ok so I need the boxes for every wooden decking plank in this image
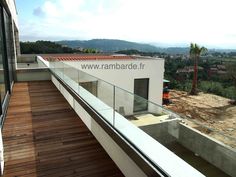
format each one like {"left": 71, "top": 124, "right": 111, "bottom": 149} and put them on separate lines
{"left": 2, "top": 81, "right": 124, "bottom": 177}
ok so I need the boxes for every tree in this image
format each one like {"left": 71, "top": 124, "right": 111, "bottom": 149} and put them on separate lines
{"left": 227, "top": 63, "right": 236, "bottom": 86}
{"left": 189, "top": 43, "right": 207, "bottom": 95}
{"left": 226, "top": 62, "right": 236, "bottom": 104}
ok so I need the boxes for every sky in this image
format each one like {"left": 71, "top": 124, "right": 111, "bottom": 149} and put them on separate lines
{"left": 15, "top": 0, "right": 236, "bottom": 49}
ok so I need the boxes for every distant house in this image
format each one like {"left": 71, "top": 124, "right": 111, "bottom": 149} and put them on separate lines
{"left": 216, "top": 64, "right": 226, "bottom": 70}
{"left": 42, "top": 54, "right": 165, "bottom": 107}
{"left": 176, "top": 66, "right": 203, "bottom": 73}
{"left": 208, "top": 64, "right": 227, "bottom": 76}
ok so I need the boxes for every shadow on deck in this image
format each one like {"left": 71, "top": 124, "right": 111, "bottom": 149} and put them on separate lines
{"left": 2, "top": 81, "right": 124, "bottom": 177}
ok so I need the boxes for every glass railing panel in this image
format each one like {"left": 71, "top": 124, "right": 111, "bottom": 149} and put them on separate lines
{"left": 112, "top": 86, "right": 176, "bottom": 175}
{"left": 78, "top": 69, "right": 115, "bottom": 124}
{"left": 55, "top": 61, "right": 64, "bottom": 79}
{"left": 78, "top": 69, "right": 98, "bottom": 96}
{"left": 96, "top": 80, "right": 114, "bottom": 109}
{"left": 54, "top": 61, "right": 59, "bottom": 76}
{"left": 63, "top": 62, "right": 79, "bottom": 91}
{"left": 49, "top": 61, "right": 56, "bottom": 73}
{"left": 113, "top": 85, "right": 177, "bottom": 123}
{"left": 48, "top": 60, "right": 231, "bottom": 177}
{"left": 114, "top": 86, "right": 135, "bottom": 119}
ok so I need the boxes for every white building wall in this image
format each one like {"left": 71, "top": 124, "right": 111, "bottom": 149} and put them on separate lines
{"left": 64, "top": 59, "right": 164, "bottom": 106}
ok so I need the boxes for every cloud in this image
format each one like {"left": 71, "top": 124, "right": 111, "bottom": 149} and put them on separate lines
{"left": 33, "top": 7, "right": 44, "bottom": 17}
{"left": 19, "top": 0, "right": 236, "bottom": 48}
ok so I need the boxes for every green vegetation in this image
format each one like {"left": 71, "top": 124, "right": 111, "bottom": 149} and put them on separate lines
{"left": 81, "top": 48, "right": 97, "bottom": 53}
{"left": 226, "top": 62, "right": 236, "bottom": 87}
{"left": 20, "top": 41, "right": 75, "bottom": 54}
{"left": 20, "top": 41, "right": 98, "bottom": 54}
{"left": 199, "top": 81, "right": 236, "bottom": 99}
{"left": 165, "top": 57, "right": 236, "bottom": 100}
{"left": 116, "top": 49, "right": 236, "bottom": 100}
{"left": 225, "top": 62, "right": 236, "bottom": 103}
{"left": 169, "top": 79, "right": 235, "bottom": 100}
{"left": 115, "top": 49, "right": 164, "bottom": 56}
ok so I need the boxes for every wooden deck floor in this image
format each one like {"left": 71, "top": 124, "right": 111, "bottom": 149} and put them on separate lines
{"left": 2, "top": 81, "right": 124, "bottom": 177}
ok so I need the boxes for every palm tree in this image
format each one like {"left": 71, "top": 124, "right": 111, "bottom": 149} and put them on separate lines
{"left": 189, "top": 43, "right": 207, "bottom": 95}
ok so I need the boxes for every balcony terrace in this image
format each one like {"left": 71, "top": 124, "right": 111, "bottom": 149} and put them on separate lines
{"left": 3, "top": 81, "right": 124, "bottom": 177}
{"left": 0, "top": 55, "right": 234, "bottom": 177}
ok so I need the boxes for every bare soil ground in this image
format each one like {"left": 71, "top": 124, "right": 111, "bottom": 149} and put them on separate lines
{"left": 165, "top": 90, "right": 236, "bottom": 149}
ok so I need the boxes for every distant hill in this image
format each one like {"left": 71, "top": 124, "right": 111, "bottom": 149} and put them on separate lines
{"left": 21, "top": 39, "right": 236, "bottom": 55}
{"left": 56, "top": 39, "right": 236, "bottom": 54}
{"left": 156, "top": 47, "right": 189, "bottom": 55}
{"left": 56, "top": 39, "right": 160, "bottom": 53}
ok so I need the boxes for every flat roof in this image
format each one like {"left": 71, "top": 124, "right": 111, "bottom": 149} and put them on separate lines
{"left": 43, "top": 55, "right": 135, "bottom": 61}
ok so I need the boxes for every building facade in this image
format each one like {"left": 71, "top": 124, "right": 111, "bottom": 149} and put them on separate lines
{"left": 0, "top": 0, "right": 19, "bottom": 125}
{"left": 0, "top": 0, "right": 19, "bottom": 174}
{"left": 42, "top": 55, "right": 165, "bottom": 105}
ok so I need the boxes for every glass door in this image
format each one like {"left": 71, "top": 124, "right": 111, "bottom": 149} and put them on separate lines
{"left": 133, "top": 78, "right": 149, "bottom": 112}
{"left": 3, "top": 9, "right": 14, "bottom": 90}
{"left": 0, "top": 5, "right": 14, "bottom": 125}
{"left": 0, "top": 6, "right": 7, "bottom": 105}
